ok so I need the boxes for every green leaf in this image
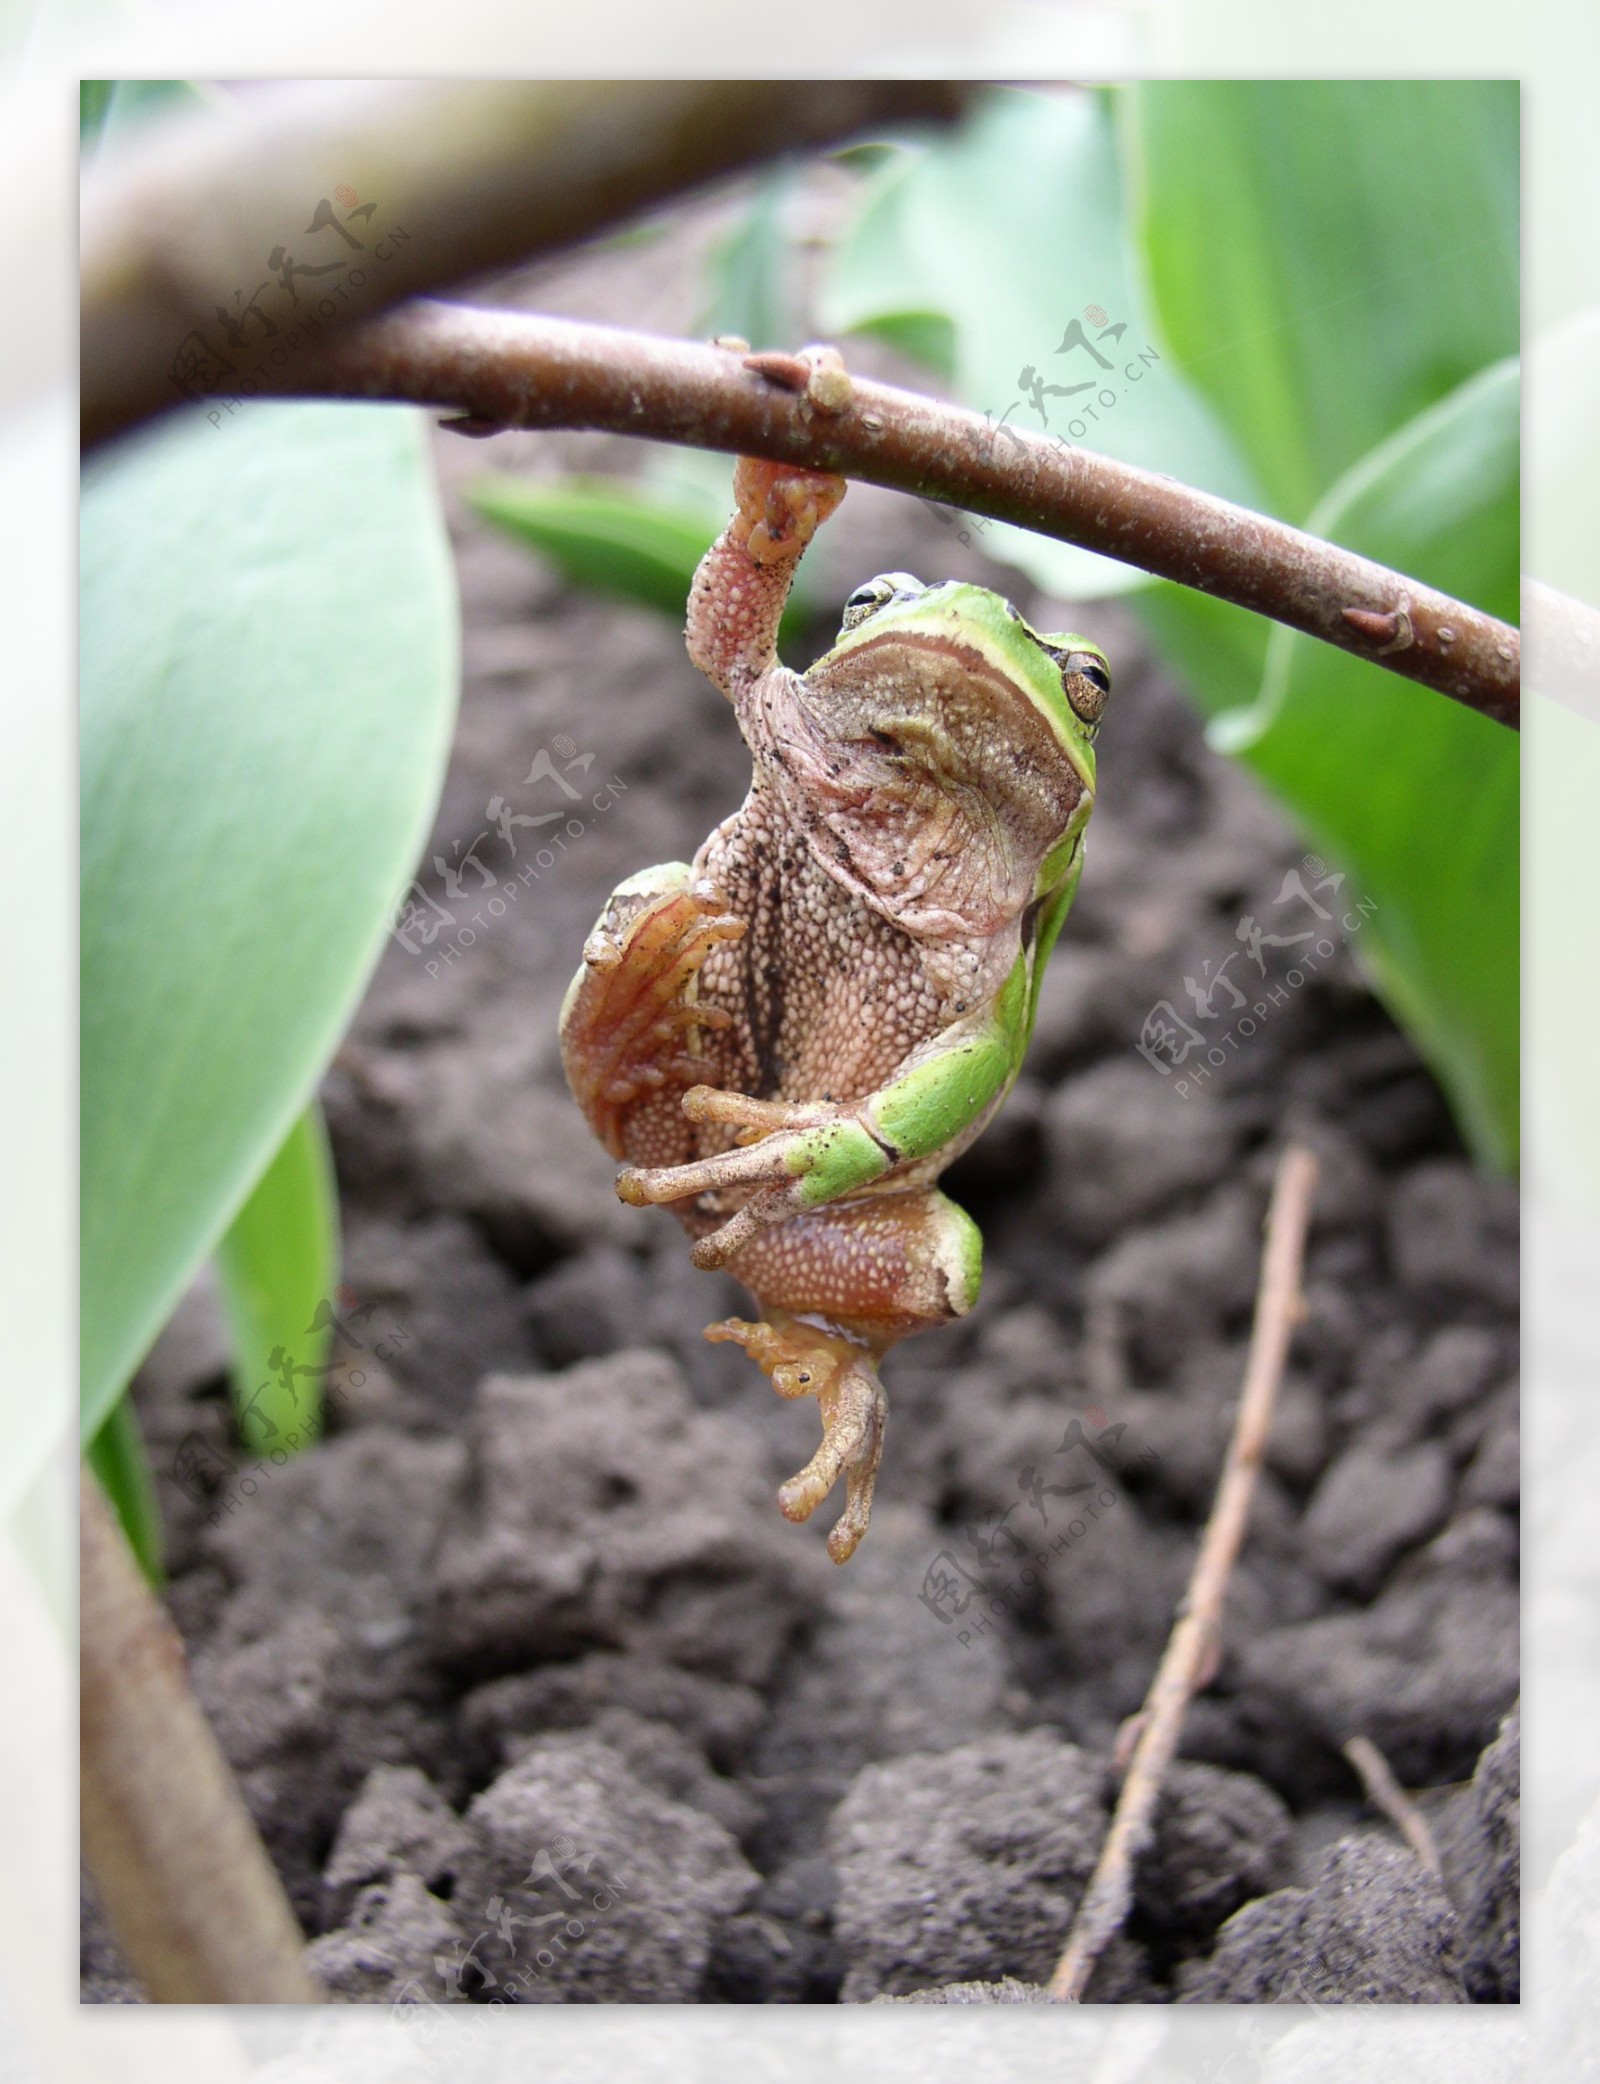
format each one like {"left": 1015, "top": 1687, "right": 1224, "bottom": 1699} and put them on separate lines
{"left": 79, "top": 81, "right": 115, "bottom": 141}
{"left": 701, "top": 166, "right": 798, "bottom": 353}
{"left": 1130, "top": 584, "right": 1272, "bottom": 724}
{"left": 828, "top": 141, "right": 902, "bottom": 176}
{"left": 854, "top": 310, "right": 957, "bottom": 381}
{"left": 214, "top": 1101, "right": 338, "bottom": 1454}
{"left": 86, "top": 1394, "right": 164, "bottom": 1584}
{"left": 466, "top": 472, "right": 816, "bottom": 642}
{"left": 1129, "top": 80, "right": 1519, "bottom": 523}
{"left": 81, "top": 402, "right": 459, "bottom": 1441}
{"left": 467, "top": 474, "right": 721, "bottom": 620}
{"left": 591, "top": 218, "right": 671, "bottom": 256}
{"left": 816, "top": 146, "right": 956, "bottom": 379}
{"left": 820, "top": 86, "right": 1264, "bottom": 598}
{"left": 82, "top": 80, "right": 212, "bottom": 152}
{"left": 1214, "top": 359, "right": 1520, "bottom": 1172}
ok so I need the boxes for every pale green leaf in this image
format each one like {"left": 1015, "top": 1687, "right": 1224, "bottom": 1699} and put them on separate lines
{"left": 701, "top": 165, "right": 798, "bottom": 353}
{"left": 81, "top": 401, "right": 459, "bottom": 1438}
{"left": 820, "top": 86, "right": 1264, "bottom": 598}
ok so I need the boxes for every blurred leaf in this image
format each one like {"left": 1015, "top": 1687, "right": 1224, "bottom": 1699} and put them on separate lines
{"left": 828, "top": 141, "right": 903, "bottom": 175}
{"left": 1130, "top": 584, "right": 1272, "bottom": 723}
{"left": 81, "top": 402, "right": 458, "bottom": 1441}
{"left": 85, "top": 1395, "right": 164, "bottom": 1584}
{"left": 855, "top": 309, "right": 957, "bottom": 381}
{"left": 79, "top": 81, "right": 114, "bottom": 140}
{"left": 821, "top": 86, "right": 1263, "bottom": 598}
{"left": 819, "top": 130, "right": 960, "bottom": 383}
{"left": 1214, "top": 359, "right": 1520, "bottom": 1172}
{"left": 592, "top": 217, "right": 671, "bottom": 255}
{"left": 467, "top": 474, "right": 717, "bottom": 617}
{"left": 466, "top": 472, "right": 815, "bottom": 641}
{"left": 701, "top": 166, "right": 798, "bottom": 352}
{"left": 82, "top": 80, "right": 211, "bottom": 152}
{"left": 1129, "top": 80, "right": 1518, "bottom": 522}
{"left": 214, "top": 1102, "right": 338, "bottom": 1454}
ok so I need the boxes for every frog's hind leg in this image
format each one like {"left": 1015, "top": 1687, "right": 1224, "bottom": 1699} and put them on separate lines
{"left": 706, "top": 1186, "right": 983, "bottom": 1563}
{"left": 705, "top": 1316, "right": 887, "bottom": 1565}
{"left": 560, "top": 867, "right": 745, "bottom": 1161}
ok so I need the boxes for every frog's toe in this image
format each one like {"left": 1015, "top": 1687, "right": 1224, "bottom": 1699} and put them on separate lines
{"left": 688, "top": 1188, "right": 799, "bottom": 1268}
{"left": 776, "top": 1360, "right": 887, "bottom": 1566}
{"left": 711, "top": 1314, "right": 887, "bottom": 1562}
{"left": 680, "top": 1087, "right": 831, "bottom": 1137}
{"left": 615, "top": 1133, "right": 797, "bottom": 1213}
{"left": 825, "top": 1408, "right": 886, "bottom": 1565}
{"left": 733, "top": 455, "right": 848, "bottom": 567}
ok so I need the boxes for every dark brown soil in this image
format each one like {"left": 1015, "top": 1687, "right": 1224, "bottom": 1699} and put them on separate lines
{"left": 82, "top": 188, "right": 1519, "bottom": 2008}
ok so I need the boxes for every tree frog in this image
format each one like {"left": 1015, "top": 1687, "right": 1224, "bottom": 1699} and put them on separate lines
{"left": 561, "top": 444, "right": 1110, "bottom": 1563}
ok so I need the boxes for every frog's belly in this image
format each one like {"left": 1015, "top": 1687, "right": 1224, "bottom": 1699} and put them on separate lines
{"left": 691, "top": 847, "right": 948, "bottom": 1110}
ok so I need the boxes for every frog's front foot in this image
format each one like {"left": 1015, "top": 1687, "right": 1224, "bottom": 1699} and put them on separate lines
{"left": 705, "top": 1316, "right": 887, "bottom": 1563}
{"left": 730, "top": 454, "right": 847, "bottom": 569}
{"left": 615, "top": 1091, "right": 887, "bottom": 1269}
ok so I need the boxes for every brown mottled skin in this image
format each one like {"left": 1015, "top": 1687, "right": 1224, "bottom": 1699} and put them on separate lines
{"left": 562, "top": 395, "right": 1101, "bottom": 1560}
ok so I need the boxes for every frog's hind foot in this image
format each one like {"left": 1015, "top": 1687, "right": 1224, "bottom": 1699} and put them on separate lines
{"left": 705, "top": 1316, "right": 887, "bottom": 1564}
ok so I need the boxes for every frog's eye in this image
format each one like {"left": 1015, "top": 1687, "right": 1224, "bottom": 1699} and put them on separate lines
{"left": 840, "top": 572, "right": 923, "bottom": 632}
{"left": 1061, "top": 650, "right": 1112, "bottom": 728}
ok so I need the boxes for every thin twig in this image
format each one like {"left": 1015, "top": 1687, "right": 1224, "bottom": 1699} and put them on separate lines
{"left": 80, "top": 78, "right": 1519, "bottom": 728}
{"left": 1047, "top": 1144, "right": 1320, "bottom": 2003}
{"left": 271, "top": 304, "right": 1516, "bottom": 729}
{"left": 1343, "top": 1734, "right": 1445, "bottom": 1880}
{"left": 79, "top": 1463, "right": 323, "bottom": 2002}
{"left": 80, "top": 79, "right": 966, "bottom": 450}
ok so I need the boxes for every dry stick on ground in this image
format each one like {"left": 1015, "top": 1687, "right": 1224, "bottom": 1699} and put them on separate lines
{"left": 79, "top": 78, "right": 966, "bottom": 450}
{"left": 79, "top": 1464, "right": 323, "bottom": 2002}
{"left": 1047, "top": 1144, "right": 1320, "bottom": 2004}
{"left": 1343, "top": 1734, "right": 1445, "bottom": 1880}
{"left": 265, "top": 304, "right": 1518, "bottom": 730}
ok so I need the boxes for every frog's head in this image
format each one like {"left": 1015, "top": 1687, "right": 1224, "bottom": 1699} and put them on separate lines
{"left": 751, "top": 571, "right": 1109, "bottom": 941}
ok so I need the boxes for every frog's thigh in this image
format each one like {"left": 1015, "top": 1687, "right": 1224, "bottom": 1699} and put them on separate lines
{"left": 726, "top": 1186, "right": 983, "bottom": 1338}
{"left": 560, "top": 862, "right": 741, "bottom": 1160}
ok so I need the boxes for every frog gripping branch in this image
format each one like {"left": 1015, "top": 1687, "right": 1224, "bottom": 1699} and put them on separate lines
{"left": 561, "top": 369, "right": 1111, "bottom": 1561}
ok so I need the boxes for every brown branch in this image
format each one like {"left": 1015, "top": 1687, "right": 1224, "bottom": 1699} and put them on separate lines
{"left": 81, "top": 79, "right": 1517, "bottom": 727}
{"left": 273, "top": 303, "right": 1516, "bottom": 729}
{"left": 1047, "top": 1145, "right": 1320, "bottom": 2004}
{"left": 1343, "top": 1734, "right": 1445, "bottom": 1880}
{"left": 80, "top": 79, "right": 966, "bottom": 451}
{"left": 79, "top": 1464, "right": 323, "bottom": 2002}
